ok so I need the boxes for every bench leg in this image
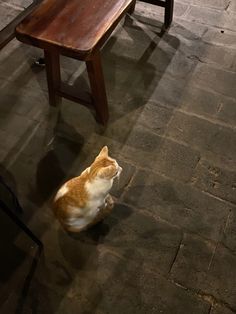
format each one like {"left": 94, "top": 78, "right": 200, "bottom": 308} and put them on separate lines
{"left": 128, "top": 0, "right": 136, "bottom": 14}
{"left": 164, "top": 0, "right": 174, "bottom": 29}
{"left": 44, "top": 49, "right": 61, "bottom": 106}
{"left": 86, "top": 51, "right": 109, "bottom": 125}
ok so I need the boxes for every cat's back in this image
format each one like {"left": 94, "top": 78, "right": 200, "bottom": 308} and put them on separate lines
{"left": 53, "top": 174, "right": 88, "bottom": 213}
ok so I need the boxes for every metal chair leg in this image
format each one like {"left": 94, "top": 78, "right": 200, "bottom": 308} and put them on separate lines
{"left": 0, "top": 202, "right": 43, "bottom": 249}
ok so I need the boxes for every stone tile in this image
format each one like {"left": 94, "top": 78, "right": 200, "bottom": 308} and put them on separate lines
{"left": 104, "top": 23, "right": 158, "bottom": 62}
{"left": 0, "top": 2, "right": 22, "bottom": 30}
{"left": 192, "top": 159, "right": 236, "bottom": 204}
{"left": 1, "top": 282, "right": 87, "bottom": 314}
{"left": 3, "top": 128, "right": 86, "bottom": 205}
{"left": 181, "top": 85, "right": 236, "bottom": 126}
{"left": 0, "top": 221, "right": 206, "bottom": 314}
{"left": 153, "top": 137, "right": 200, "bottom": 182}
{"left": 1, "top": 0, "right": 33, "bottom": 9}
{"left": 167, "top": 112, "right": 215, "bottom": 149}
{"left": 193, "top": 63, "right": 236, "bottom": 99}
{"left": 92, "top": 105, "right": 143, "bottom": 146}
{"left": 186, "top": 6, "right": 224, "bottom": 28}
{"left": 0, "top": 113, "right": 37, "bottom": 138}
{"left": 135, "top": 1, "right": 164, "bottom": 18}
{"left": 225, "top": 11, "right": 236, "bottom": 31}
{"left": 217, "top": 97, "right": 236, "bottom": 125}
{"left": 203, "top": 28, "right": 236, "bottom": 49}
{"left": 179, "top": 0, "right": 230, "bottom": 10}
{"left": 203, "top": 245, "right": 236, "bottom": 309}
{"left": 172, "top": 1, "right": 190, "bottom": 18}
{"left": 123, "top": 169, "right": 231, "bottom": 241}
{"left": 106, "top": 207, "right": 183, "bottom": 275}
{"left": 170, "top": 233, "right": 215, "bottom": 290}
{"left": 120, "top": 125, "right": 162, "bottom": 168}
{"left": 60, "top": 101, "right": 102, "bottom": 141}
{"left": 211, "top": 304, "right": 235, "bottom": 314}
{"left": 0, "top": 118, "right": 51, "bottom": 178}
{"left": 164, "top": 50, "right": 198, "bottom": 80}
{"left": 137, "top": 102, "right": 174, "bottom": 135}
{"left": 201, "top": 131, "right": 236, "bottom": 171}
{"left": 195, "top": 43, "right": 236, "bottom": 71}
{"left": 3, "top": 154, "right": 38, "bottom": 198}
{"left": 31, "top": 204, "right": 183, "bottom": 297}
{"left": 103, "top": 45, "right": 157, "bottom": 111}
{"left": 170, "top": 18, "right": 208, "bottom": 40}
{"left": 167, "top": 111, "right": 236, "bottom": 169}
{"left": 135, "top": 1, "right": 190, "bottom": 19}
{"left": 106, "top": 205, "right": 182, "bottom": 275}
{"left": 33, "top": 135, "right": 85, "bottom": 195}
{"left": 229, "top": 57, "right": 236, "bottom": 72}
{"left": 0, "top": 40, "right": 47, "bottom": 91}
{"left": 221, "top": 209, "right": 236, "bottom": 252}
{"left": 111, "top": 160, "right": 136, "bottom": 198}
{"left": 182, "top": 86, "right": 222, "bottom": 117}
{"left": 120, "top": 125, "right": 200, "bottom": 182}
{"left": 170, "top": 233, "right": 236, "bottom": 310}
{"left": 149, "top": 74, "right": 189, "bottom": 108}
{"left": 0, "top": 129, "right": 20, "bottom": 155}
{"left": 161, "top": 26, "right": 234, "bottom": 72}
{"left": 185, "top": 6, "right": 236, "bottom": 31}
{"left": 69, "top": 252, "right": 210, "bottom": 314}
{"left": 0, "top": 208, "right": 38, "bottom": 309}
{"left": 0, "top": 78, "right": 48, "bottom": 120}
{"left": 92, "top": 265, "right": 211, "bottom": 314}
{"left": 106, "top": 27, "right": 189, "bottom": 82}
{"left": 31, "top": 202, "right": 181, "bottom": 279}
{"left": 0, "top": 149, "right": 8, "bottom": 162}
{"left": 228, "top": 0, "right": 236, "bottom": 12}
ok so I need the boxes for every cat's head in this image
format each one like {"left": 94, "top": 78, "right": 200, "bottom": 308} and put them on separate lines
{"left": 89, "top": 146, "right": 122, "bottom": 180}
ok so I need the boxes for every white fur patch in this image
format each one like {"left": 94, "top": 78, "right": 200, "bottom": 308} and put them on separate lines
{"left": 85, "top": 178, "right": 112, "bottom": 208}
{"left": 86, "top": 177, "right": 113, "bottom": 197}
{"left": 54, "top": 184, "right": 69, "bottom": 202}
{"left": 65, "top": 217, "right": 88, "bottom": 229}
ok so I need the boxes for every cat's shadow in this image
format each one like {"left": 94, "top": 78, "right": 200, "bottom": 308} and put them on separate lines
{"left": 58, "top": 203, "right": 133, "bottom": 270}
{"left": 67, "top": 202, "right": 132, "bottom": 241}
{"left": 67, "top": 221, "right": 111, "bottom": 244}
{"left": 57, "top": 203, "right": 133, "bottom": 313}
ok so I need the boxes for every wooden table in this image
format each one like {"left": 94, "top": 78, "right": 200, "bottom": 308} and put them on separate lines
{"left": 16, "top": 0, "right": 136, "bottom": 124}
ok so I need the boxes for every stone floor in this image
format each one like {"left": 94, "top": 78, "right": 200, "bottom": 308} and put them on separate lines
{"left": 0, "top": 0, "right": 236, "bottom": 313}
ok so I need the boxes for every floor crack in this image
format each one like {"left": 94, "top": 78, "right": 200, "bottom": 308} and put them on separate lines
{"left": 168, "top": 234, "right": 184, "bottom": 275}
{"left": 187, "top": 54, "right": 207, "bottom": 63}
{"left": 225, "top": 1, "right": 231, "bottom": 11}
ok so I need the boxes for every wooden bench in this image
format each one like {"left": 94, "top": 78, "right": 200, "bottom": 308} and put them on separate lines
{"left": 16, "top": 0, "right": 136, "bottom": 124}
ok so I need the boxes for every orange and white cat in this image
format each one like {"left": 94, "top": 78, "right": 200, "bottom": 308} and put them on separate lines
{"left": 53, "top": 146, "right": 122, "bottom": 233}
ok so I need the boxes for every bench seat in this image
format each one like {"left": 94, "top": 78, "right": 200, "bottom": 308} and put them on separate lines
{"left": 16, "top": 0, "right": 136, "bottom": 124}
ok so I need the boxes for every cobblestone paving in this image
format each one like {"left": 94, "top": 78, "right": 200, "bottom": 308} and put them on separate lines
{"left": 0, "top": 0, "right": 236, "bottom": 313}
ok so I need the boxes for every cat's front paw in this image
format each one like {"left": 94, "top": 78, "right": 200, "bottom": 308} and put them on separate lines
{"left": 105, "top": 194, "right": 114, "bottom": 211}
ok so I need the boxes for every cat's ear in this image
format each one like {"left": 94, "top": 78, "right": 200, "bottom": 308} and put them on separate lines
{"left": 97, "top": 165, "right": 116, "bottom": 179}
{"left": 98, "top": 146, "right": 109, "bottom": 158}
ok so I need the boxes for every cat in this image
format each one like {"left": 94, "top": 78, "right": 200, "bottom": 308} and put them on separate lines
{"left": 53, "top": 146, "right": 122, "bottom": 233}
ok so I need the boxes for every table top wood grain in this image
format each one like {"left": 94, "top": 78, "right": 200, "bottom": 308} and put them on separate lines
{"left": 16, "top": 0, "right": 134, "bottom": 56}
